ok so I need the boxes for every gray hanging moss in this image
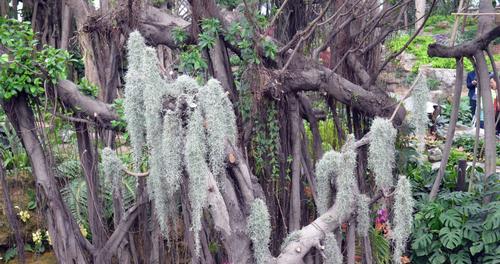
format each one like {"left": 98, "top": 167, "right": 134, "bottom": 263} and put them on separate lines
{"left": 410, "top": 73, "right": 429, "bottom": 153}
{"left": 101, "top": 147, "right": 123, "bottom": 188}
{"left": 355, "top": 194, "right": 370, "bottom": 237}
{"left": 315, "top": 150, "right": 340, "bottom": 215}
{"left": 332, "top": 135, "right": 358, "bottom": 223}
{"left": 280, "top": 230, "right": 302, "bottom": 251}
{"left": 151, "top": 110, "right": 183, "bottom": 235}
{"left": 323, "top": 233, "right": 342, "bottom": 264}
{"left": 368, "top": 117, "right": 396, "bottom": 192}
{"left": 198, "top": 79, "right": 237, "bottom": 180}
{"left": 185, "top": 108, "right": 210, "bottom": 256}
{"left": 124, "top": 31, "right": 147, "bottom": 168}
{"left": 123, "top": 31, "right": 238, "bottom": 254}
{"left": 247, "top": 198, "right": 272, "bottom": 264}
{"left": 392, "top": 176, "right": 415, "bottom": 264}
{"left": 142, "top": 46, "right": 171, "bottom": 235}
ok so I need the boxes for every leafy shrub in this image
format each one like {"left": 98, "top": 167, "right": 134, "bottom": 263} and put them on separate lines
{"left": 0, "top": 18, "right": 72, "bottom": 100}
{"left": 411, "top": 175, "right": 500, "bottom": 264}
{"left": 453, "top": 135, "right": 500, "bottom": 157}
{"left": 440, "top": 97, "right": 472, "bottom": 125}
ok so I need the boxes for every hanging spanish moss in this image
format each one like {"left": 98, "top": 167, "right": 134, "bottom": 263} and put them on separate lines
{"left": 101, "top": 147, "right": 123, "bottom": 189}
{"left": 368, "top": 117, "right": 396, "bottom": 192}
{"left": 315, "top": 150, "right": 340, "bottom": 214}
{"left": 410, "top": 73, "right": 429, "bottom": 153}
{"left": 185, "top": 108, "right": 210, "bottom": 255}
{"left": 332, "top": 135, "right": 358, "bottom": 223}
{"left": 198, "top": 79, "right": 237, "bottom": 181}
{"left": 124, "top": 31, "right": 147, "bottom": 169}
{"left": 355, "top": 194, "right": 370, "bottom": 237}
{"left": 392, "top": 175, "right": 415, "bottom": 264}
{"left": 247, "top": 198, "right": 272, "bottom": 264}
{"left": 123, "top": 31, "right": 238, "bottom": 254}
{"left": 323, "top": 233, "right": 342, "bottom": 264}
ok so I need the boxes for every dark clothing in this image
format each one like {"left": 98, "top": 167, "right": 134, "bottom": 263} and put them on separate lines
{"left": 467, "top": 71, "right": 477, "bottom": 116}
{"left": 470, "top": 97, "right": 477, "bottom": 117}
{"left": 466, "top": 71, "right": 477, "bottom": 99}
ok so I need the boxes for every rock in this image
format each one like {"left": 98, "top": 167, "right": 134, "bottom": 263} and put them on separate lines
{"left": 399, "top": 52, "right": 417, "bottom": 72}
{"left": 429, "top": 90, "right": 447, "bottom": 104}
{"left": 436, "top": 21, "right": 450, "bottom": 29}
{"left": 428, "top": 147, "right": 443, "bottom": 162}
{"left": 424, "top": 68, "right": 458, "bottom": 95}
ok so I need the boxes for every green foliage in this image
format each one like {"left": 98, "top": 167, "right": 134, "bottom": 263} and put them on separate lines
{"left": 179, "top": 46, "right": 208, "bottom": 74}
{"left": 172, "top": 27, "right": 188, "bottom": 44}
{"left": 2, "top": 247, "right": 17, "bottom": 263}
{"left": 247, "top": 198, "right": 271, "bottom": 264}
{"left": 110, "top": 98, "right": 127, "bottom": 132}
{"left": 0, "top": 121, "right": 30, "bottom": 171}
{"left": 262, "top": 39, "right": 277, "bottom": 60}
{"left": 0, "top": 18, "right": 72, "bottom": 100}
{"left": 386, "top": 34, "right": 474, "bottom": 72}
{"left": 59, "top": 158, "right": 136, "bottom": 232}
{"left": 251, "top": 104, "right": 280, "bottom": 179}
{"left": 411, "top": 175, "right": 500, "bottom": 264}
{"left": 78, "top": 77, "right": 99, "bottom": 98}
{"left": 370, "top": 227, "right": 391, "bottom": 264}
{"left": 441, "top": 97, "right": 472, "bottom": 126}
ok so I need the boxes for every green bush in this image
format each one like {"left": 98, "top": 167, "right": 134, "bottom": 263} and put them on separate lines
{"left": 411, "top": 174, "right": 500, "bottom": 264}
{"left": 440, "top": 97, "right": 472, "bottom": 125}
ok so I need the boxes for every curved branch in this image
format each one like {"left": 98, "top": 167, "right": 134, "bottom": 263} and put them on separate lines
{"left": 427, "top": 25, "right": 500, "bottom": 58}
{"left": 56, "top": 80, "right": 118, "bottom": 123}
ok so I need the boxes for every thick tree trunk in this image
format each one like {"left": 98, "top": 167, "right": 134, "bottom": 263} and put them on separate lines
{"left": 2, "top": 95, "right": 90, "bottom": 263}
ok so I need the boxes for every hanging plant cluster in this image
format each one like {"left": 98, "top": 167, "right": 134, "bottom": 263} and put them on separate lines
{"left": 314, "top": 118, "right": 414, "bottom": 264}
{"left": 122, "top": 31, "right": 237, "bottom": 255}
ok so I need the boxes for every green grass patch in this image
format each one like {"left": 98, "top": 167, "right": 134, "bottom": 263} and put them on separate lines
{"left": 386, "top": 34, "right": 474, "bottom": 72}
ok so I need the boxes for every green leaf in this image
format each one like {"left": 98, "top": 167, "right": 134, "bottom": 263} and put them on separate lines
{"left": 429, "top": 251, "right": 446, "bottom": 264}
{"left": 463, "top": 221, "right": 481, "bottom": 241}
{"left": 0, "top": 53, "right": 8, "bottom": 63}
{"left": 412, "top": 232, "right": 433, "bottom": 251}
{"left": 482, "top": 229, "right": 500, "bottom": 244}
{"left": 482, "top": 254, "right": 500, "bottom": 264}
{"left": 439, "top": 227, "right": 463, "bottom": 249}
{"left": 439, "top": 209, "right": 462, "bottom": 228}
{"left": 470, "top": 241, "right": 484, "bottom": 256}
{"left": 483, "top": 211, "right": 500, "bottom": 230}
{"left": 449, "top": 251, "right": 471, "bottom": 264}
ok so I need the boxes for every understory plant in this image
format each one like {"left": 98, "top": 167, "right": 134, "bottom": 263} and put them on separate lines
{"left": 411, "top": 174, "right": 500, "bottom": 264}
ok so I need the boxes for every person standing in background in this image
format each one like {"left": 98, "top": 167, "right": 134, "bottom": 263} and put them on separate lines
{"left": 466, "top": 71, "right": 478, "bottom": 118}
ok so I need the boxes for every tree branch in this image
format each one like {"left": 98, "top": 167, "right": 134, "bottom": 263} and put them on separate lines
{"left": 427, "top": 25, "right": 500, "bottom": 58}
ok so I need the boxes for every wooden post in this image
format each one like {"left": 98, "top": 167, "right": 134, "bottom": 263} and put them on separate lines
{"left": 450, "top": 0, "right": 465, "bottom": 46}
{"left": 456, "top": 159, "right": 467, "bottom": 192}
